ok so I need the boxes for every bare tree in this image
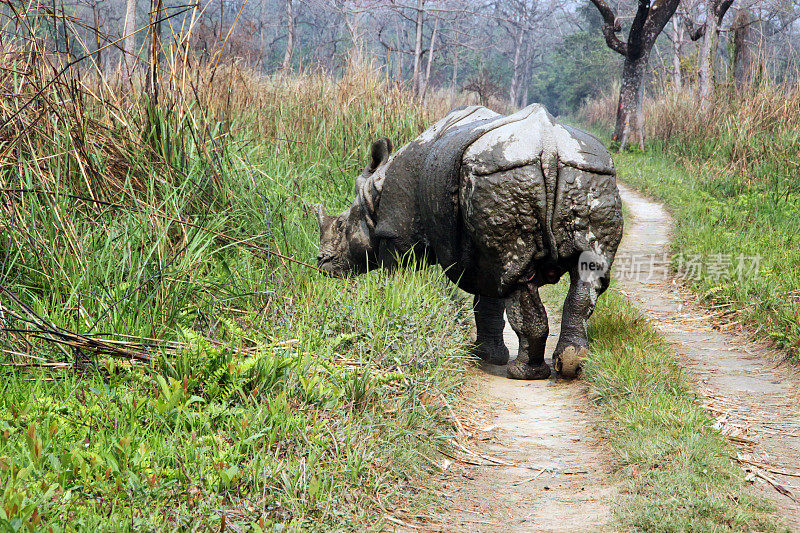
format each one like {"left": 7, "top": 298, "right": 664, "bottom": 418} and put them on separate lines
{"left": 121, "top": 0, "right": 137, "bottom": 74}
{"left": 86, "top": 0, "right": 104, "bottom": 70}
{"left": 282, "top": 0, "right": 295, "bottom": 70}
{"left": 590, "top": 0, "right": 681, "bottom": 150}
{"left": 685, "top": 0, "right": 735, "bottom": 110}
{"left": 498, "top": 0, "right": 542, "bottom": 108}
{"left": 411, "top": 0, "right": 425, "bottom": 95}
{"left": 451, "top": 47, "right": 459, "bottom": 89}
{"left": 670, "top": 15, "right": 684, "bottom": 90}
{"left": 732, "top": 7, "right": 753, "bottom": 90}
{"left": 423, "top": 14, "right": 439, "bottom": 97}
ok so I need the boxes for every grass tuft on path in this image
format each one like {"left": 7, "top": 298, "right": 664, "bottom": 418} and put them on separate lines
{"left": 612, "top": 149, "right": 800, "bottom": 359}
{"left": 583, "top": 287, "right": 778, "bottom": 531}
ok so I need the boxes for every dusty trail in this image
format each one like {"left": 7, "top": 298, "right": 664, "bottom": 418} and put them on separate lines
{"left": 617, "top": 183, "right": 800, "bottom": 531}
{"left": 413, "top": 183, "right": 800, "bottom": 532}
{"left": 421, "top": 319, "right": 617, "bottom": 532}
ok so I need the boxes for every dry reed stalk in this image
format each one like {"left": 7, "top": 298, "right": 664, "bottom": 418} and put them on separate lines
{"left": 1, "top": 5, "right": 462, "bottom": 374}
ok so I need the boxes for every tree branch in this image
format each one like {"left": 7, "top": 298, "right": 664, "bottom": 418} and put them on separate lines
{"left": 627, "top": 0, "right": 653, "bottom": 56}
{"left": 588, "top": 0, "right": 628, "bottom": 56}
{"left": 641, "top": 0, "right": 681, "bottom": 50}
{"left": 683, "top": 15, "right": 705, "bottom": 41}
{"left": 715, "top": 0, "right": 735, "bottom": 20}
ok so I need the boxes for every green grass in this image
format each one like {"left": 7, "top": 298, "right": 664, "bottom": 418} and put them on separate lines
{"left": 586, "top": 289, "right": 777, "bottom": 531}
{"left": 612, "top": 148, "right": 800, "bottom": 358}
{"left": 0, "top": 60, "right": 472, "bottom": 530}
{"left": 566, "top": 116, "right": 792, "bottom": 530}
{"left": 541, "top": 282, "right": 778, "bottom": 531}
{"left": 0, "top": 267, "right": 470, "bottom": 531}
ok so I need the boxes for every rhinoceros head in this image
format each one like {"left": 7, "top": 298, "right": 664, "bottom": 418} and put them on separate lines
{"left": 316, "top": 138, "right": 392, "bottom": 277}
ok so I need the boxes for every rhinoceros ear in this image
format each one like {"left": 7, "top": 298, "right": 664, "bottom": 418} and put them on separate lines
{"left": 367, "top": 137, "right": 392, "bottom": 172}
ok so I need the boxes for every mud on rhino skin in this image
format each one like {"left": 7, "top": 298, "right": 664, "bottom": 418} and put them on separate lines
{"left": 315, "top": 104, "right": 624, "bottom": 379}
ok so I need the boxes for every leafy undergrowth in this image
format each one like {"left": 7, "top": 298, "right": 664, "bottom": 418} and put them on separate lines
{"left": 0, "top": 26, "right": 472, "bottom": 530}
{"left": 582, "top": 288, "right": 778, "bottom": 532}
{"left": 0, "top": 268, "right": 469, "bottom": 531}
{"left": 613, "top": 149, "right": 800, "bottom": 358}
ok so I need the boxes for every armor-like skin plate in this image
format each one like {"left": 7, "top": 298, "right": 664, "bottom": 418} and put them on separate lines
{"left": 316, "top": 104, "right": 623, "bottom": 380}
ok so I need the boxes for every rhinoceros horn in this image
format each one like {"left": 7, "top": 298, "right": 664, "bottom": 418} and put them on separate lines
{"left": 316, "top": 204, "right": 333, "bottom": 230}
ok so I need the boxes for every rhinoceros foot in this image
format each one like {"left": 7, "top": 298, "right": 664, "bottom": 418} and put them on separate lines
{"left": 507, "top": 360, "right": 551, "bottom": 380}
{"left": 472, "top": 339, "right": 510, "bottom": 365}
{"left": 553, "top": 345, "right": 587, "bottom": 379}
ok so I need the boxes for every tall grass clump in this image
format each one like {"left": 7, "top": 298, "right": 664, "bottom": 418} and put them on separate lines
{"left": 580, "top": 78, "right": 800, "bottom": 357}
{"left": 581, "top": 288, "right": 776, "bottom": 531}
{"left": 581, "top": 76, "right": 800, "bottom": 196}
{"left": 0, "top": 8, "right": 470, "bottom": 530}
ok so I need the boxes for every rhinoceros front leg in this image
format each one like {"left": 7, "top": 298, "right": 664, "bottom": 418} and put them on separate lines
{"left": 506, "top": 285, "right": 551, "bottom": 380}
{"left": 553, "top": 266, "right": 609, "bottom": 378}
{"left": 472, "top": 295, "right": 510, "bottom": 365}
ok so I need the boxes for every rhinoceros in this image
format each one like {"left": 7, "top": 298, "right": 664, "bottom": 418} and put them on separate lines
{"left": 316, "top": 104, "right": 623, "bottom": 379}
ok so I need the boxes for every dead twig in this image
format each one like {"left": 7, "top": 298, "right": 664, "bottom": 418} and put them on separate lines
{"left": 736, "top": 458, "right": 800, "bottom": 480}
{"left": 439, "top": 392, "right": 467, "bottom": 435}
{"left": 735, "top": 455, "right": 799, "bottom": 502}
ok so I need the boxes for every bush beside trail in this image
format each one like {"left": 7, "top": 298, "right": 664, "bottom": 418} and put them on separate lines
{"left": 580, "top": 81, "right": 800, "bottom": 359}
{"left": 0, "top": 32, "right": 472, "bottom": 530}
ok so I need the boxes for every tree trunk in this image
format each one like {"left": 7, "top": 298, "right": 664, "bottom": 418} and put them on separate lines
{"left": 281, "top": 0, "right": 294, "bottom": 71}
{"left": 344, "top": 15, "right": 362, "bottom": 48}
{"left": 397, "top": 42, "right": 404, "bottom": 81}
{"left": 614, "top": 54, "right": 648, "bottom": 151}
{"left": 452, "top": 49, "right": 458, "bottom": 90}
{"left": 733, "top": 8, "right": 752, "bottom": 91}
{"left": 398, "top": 51, "right": 404, "bottom": 81}
{"left": 590, "top": 0, "right": 682, "bottom": 151}
{"left": 121, "top": 0, "right": 137, "bottom": 75}
{"left": 698, "top": 1, "right": 719, "bottom": 111}
{"left": 394, "top": 17, "right": 404, "bottom": 82}
{"left": 509, "top": 26, "right": 523, "bottom": 107}
{"left": 422, "top": 16, "right": 438, "bottom": 99}
{"left": 218, "top": 0, "right": 224, "bottom": 46}
{"left": 259, "top": 27, "right": 266, "bottom": 71}
{"left": 671, "top": 16, "right": 683, "bottom": 90}
{"left": 520, "top": 45, "right": 533, "bottom": 108}
{"left": 146, "top": 0, "right": 162, "bottom": 104}
{"left": 91, "top": 2, "right": 102, "bottom": 70}
{"left": 411, "top": 0, "right": 424, "bottom": 96}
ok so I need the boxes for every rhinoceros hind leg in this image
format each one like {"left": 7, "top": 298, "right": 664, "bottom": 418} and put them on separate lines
{"left": 553, "top": 265, "right": 609, "bottom": 379}
{"left": 506, "top": 284, "right": 551, "bottom": 380}
{"left": 472, "top": 295, "right": 510, "bottom": 365}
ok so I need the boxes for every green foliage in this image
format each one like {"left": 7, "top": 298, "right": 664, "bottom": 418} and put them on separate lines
{"left": 0, "top": 64, "right": 470, "bottom": 530}
{"left": 613, "top": 149, "right": 800, "bottom": 358}
{"left": 526, "top": 30, "right": 619, "bottom": 115}
{"left": 0, "top": 265, "right": 469, "bottom": 530}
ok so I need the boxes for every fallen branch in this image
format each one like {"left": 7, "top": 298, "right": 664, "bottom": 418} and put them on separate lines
{"left": 735, "top": 455, "right": 799, "bottom": 502}
{"left": 752, "top": 469, "right": 798, "bottom": 502}
{"left": 735, "top": 457, "right": 800, "bottom": 480}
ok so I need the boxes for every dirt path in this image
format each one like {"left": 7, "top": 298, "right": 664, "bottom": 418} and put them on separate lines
{"left": 411, "top": 183, "right": 800, "bottom": 532}
{"left": 419, "top": 319, "right": 617, "bottom": 532}
{"left": 617, "top": 183, "right": 800, "bottom": 531}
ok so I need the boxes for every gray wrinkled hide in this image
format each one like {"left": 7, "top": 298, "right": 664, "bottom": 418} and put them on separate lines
{"left": 319, "top": 104, "right": 623, "bottom": 379}
{"left": 373, "top": 104, "right": 622, "bottom": 297}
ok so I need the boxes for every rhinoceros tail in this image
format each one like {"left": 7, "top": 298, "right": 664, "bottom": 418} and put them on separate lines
{"left": 540, "top": 145, "right": 560, "bottom": 263}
